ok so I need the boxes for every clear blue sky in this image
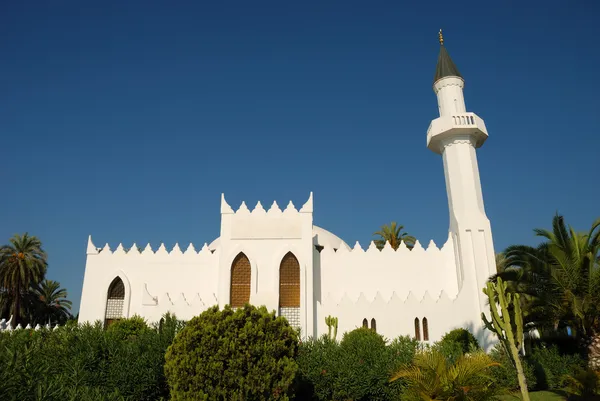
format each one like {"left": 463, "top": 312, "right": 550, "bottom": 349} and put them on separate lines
{"left": 2, "top": 1, "right": 599, "bottom": 314}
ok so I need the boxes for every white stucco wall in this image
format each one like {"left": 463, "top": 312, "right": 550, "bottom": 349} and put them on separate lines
{"left": 78, "top": 62, "right": 499, "bottom": 351}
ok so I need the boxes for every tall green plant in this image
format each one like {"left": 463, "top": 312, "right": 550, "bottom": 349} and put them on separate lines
{"left": 325, "top": 315, "right": 338, "bottom": 341}
{"left": 482, "top": 277, "right": 530, "bottom": 401}
{"left": 0, "top": 233, "right": 47, "bottom": 327}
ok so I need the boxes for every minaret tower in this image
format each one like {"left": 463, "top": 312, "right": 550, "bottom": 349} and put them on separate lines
{"left": 427, "top": 30, "right": 497, "bottom": 319}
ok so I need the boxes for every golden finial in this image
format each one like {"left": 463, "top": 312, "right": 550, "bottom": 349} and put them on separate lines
{"left": 438, "top": 29, "right": 444, "bottom": 45}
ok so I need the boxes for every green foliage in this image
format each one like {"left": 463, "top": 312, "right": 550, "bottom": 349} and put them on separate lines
{"left": 428, "top": 339, "right": 466, "bottom": 365}
{"left": 373, "top": 222, "right": 416, "bottom": 250}
{"left": 496, "top": 214, "right": 600, "bottom": 365}
{"left": 0, "top": 314, "right": 179, "bottom": 401}
{"left": 296, "top": 330, "right": 417, "bottom": 400}
{"left": 489, "top": 344, "right": 538, "bottom": 392}
{"left": 333, "top": 328, "right": 401, "bottom": 401}
{"left": 563, "top": 366, "right": 600, "bottom": 397}
{"left": 295, "top": 335, "right": 339, "bottom": 400}
{"left": 439, "top": 328, "right": 480, "bottom": 354}
{"left": 0, "top": 233, "right": 48, "bottom": 326}
{"left": 107, "top": 315, "right": 150, "bottom": 340}
{"left": 391, "top": 348, "right": 503, "bottom": 401}
{"left": 529, "top": 345, "right": 585, "bottom": 390}
{"left": 164, "top": 304, "right": 299, "bottom": 401}
{"left": 29, "top": 279, "right": 73, "bottom": 325}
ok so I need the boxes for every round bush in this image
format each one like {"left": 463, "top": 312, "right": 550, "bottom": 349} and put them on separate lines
{"left": 106, "top": 315, "right": 149, "bottom": 340}
{"left": 164, "top": 304, "right": 299, "bottom": 401}
{"left": 439, "top": 328, "right": 480, "bottom": 354}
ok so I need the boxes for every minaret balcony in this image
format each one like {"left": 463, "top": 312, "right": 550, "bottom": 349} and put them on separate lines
{"left": 427, "top": 112, "right": 488, "bottom": 154}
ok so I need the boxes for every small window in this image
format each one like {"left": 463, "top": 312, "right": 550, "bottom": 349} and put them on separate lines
{"left": 414, "top": 317, "right": 421, "bottom": 341}
{"left": 370, "top": 318, "right": 377, "bottom": 333}
{"left": 423, "top": 317, "right": 429, "bottom": 341}
{"left": 362, "top": 318, "right": 368, "bottom": 328}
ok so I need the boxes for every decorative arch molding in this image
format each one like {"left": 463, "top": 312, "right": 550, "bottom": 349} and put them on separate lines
{"left": 100, "top": 270, "right": 132, "bottom": 322}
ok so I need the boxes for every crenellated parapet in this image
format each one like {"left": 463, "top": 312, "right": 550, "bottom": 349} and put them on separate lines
{"left": 86, "top": 236, "right": 219, "bottom": 260}
{"left": 318, "top": 233, "right": 459, "bottom": 304}
{"left": 220, "top": 193, "right": 313, "bottom": 240}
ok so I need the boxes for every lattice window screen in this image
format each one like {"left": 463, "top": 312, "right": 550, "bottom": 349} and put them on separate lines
{"left": 230, "top": 253, "right": 251, "bottom": 308}
{"left": 371, "top": 318, "right": 377, "bottom": 333}
{"left": 279, "top": 307, "right": 301, "bottom": 329}
{"left": 105, "top": 278, "right": 125, "bottom": 323}
{"left": 279, "top": 252, "right": 300, "bottom": 308}
{"left": 423, "top": 317, "right": 429, "bottom": 341}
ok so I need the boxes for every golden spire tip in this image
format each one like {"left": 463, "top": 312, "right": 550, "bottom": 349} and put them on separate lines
{"left": 438, "top": 29, "right": 444, "bottom": 46}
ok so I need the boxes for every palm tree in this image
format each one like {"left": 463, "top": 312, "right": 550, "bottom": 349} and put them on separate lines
{"left": 495, "top": 214, "right": 600, "bottom": 368}
{"left": 0, "top": 233, "right": 47, "bottom": 327}
{"left": 31, "top": 279, "right": 72, "bottom": 325}
{"left": 373, "top": 222, "right": 416, "bottom": 250}
{"left": 390, "top": 348, "right": 501, "bottom": 400}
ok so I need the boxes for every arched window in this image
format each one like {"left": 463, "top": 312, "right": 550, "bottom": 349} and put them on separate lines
{"left": 279, "top": 252, "right": 301, "bottom": 328}
{"left": 230, "top": 253, "right": 251, "bottom": 308}
{"left": 414, "top": 317, "right": 421, "bottom": 341}
{"left": 362, "top": 318, "right": 368, "bottom": 328}
{"left": 423, "top": 317, "right": 429, "bottom": 341}
{"left": 371, "top": 318, "right": 377, "bottom": 333}
{"left": 105, "top": 277, "right": 125, "bottom": 327}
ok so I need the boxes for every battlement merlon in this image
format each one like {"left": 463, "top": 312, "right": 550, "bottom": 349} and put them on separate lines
{"left": 85, "top": 236, "right": 217, "bottom": 258}
{"left": 220, "top": 193, "right": 314, "bottom": 241}
{"left": 220, "top": 192, "right": 313, "bottom": 215}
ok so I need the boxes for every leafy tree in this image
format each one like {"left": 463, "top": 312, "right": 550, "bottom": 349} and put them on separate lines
{"left": 30, "top": 279, "right": 72, "bottom": 325}
{"left": 373, "top": 222, "right": 416, "bottom": 250}
{"left": 493, "top": 214, "right": 600, "bottom": 368}
{"left": 164, "top": 304, "right": 299, "bottom": 401}
{"left": 390, "top": 348, "right": 502, "bottom": 401}
{"left": 439, "top": 328, "right": 480, "bottom": 355}
{"left": 0, "top": 233, "right": 47, "bottom": 327}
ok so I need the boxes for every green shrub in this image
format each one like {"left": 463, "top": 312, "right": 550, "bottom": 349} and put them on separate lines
{"left": 489, "top": 343, "right": 537, "bottom": 391}
{"left": 439, "top": 328, "right": 480, "bottom": 354}
{"left": 106, "top": 315, "right": 150, "bottom": 340}
{"left": 392, "top": 348, "right": 503, "bottom": 401}
{"left": 164, "top": 304, "right": 299, "bottom": 401}
{"left": 332, "top": 327, "right": 396, "bottom": 401}
{"left": 429, "top": 339, "right": 465, "bottom": 365}
{"left": 0, "top": 314, "right": 177, "bottom": 401}
{"left": 295, "top": 330, "right": 416, "bottom": 401}
{"left": 295, "top": 335, "right": 339, "bottom": 400}
{"left": 529, "top": 344, "right": 585, "bottom": 390}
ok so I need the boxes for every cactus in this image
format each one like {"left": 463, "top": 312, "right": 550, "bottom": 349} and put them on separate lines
{"left": 482, "top": 278, "right": 530, "bottom": 401}
{"left": 325, "top": 315, "right": 338, "bottom": 341}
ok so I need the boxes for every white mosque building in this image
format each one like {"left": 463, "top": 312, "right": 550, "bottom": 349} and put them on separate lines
{"left": 78, "top": 33, "right": 498, "bottom": 348}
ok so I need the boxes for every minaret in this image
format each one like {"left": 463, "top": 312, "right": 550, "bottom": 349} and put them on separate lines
{"left": 427, "top": 30, "right": 497, "bottom": 320}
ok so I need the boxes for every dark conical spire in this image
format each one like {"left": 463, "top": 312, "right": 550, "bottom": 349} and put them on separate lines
{"left": 433, "top": 29, "right": 462, "bottom": 84}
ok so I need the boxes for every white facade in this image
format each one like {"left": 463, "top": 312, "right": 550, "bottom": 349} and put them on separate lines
{"left": 78, "top": 43, "right": 498, "bottom": 349}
